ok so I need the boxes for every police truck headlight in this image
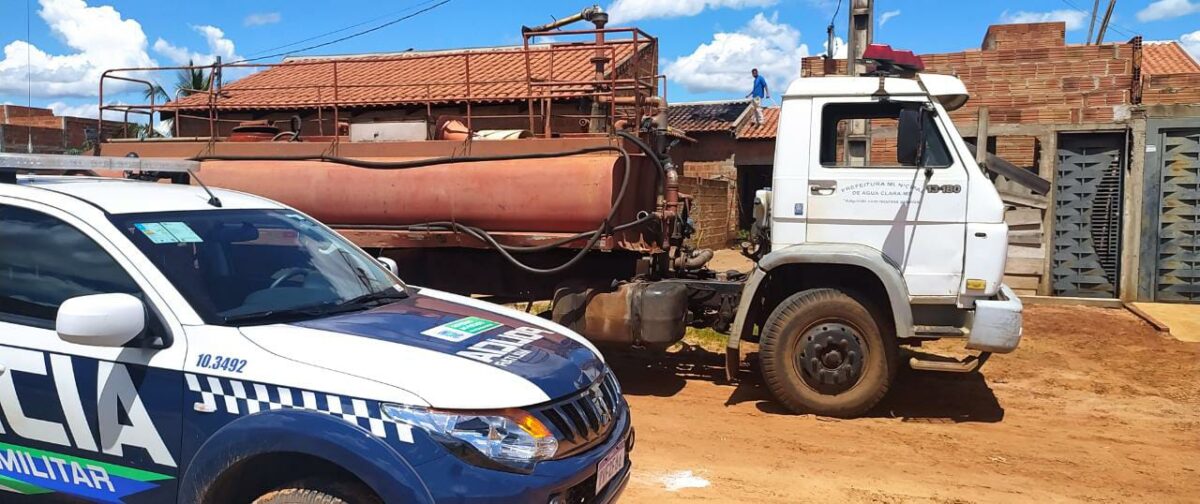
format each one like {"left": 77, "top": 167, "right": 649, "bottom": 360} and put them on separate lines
{"left": 382, "top": 404, "right": 558, "bottom": 472}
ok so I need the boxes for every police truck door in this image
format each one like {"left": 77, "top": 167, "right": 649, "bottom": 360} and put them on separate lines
{"left": 0, "top": 202, "right": 185, "bottom": 502}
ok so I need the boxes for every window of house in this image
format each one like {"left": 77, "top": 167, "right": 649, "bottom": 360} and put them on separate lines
{"left": 0, "top": 205, "right": 141, "bottom": 328}
{"left": 819, "top": 101, "right": 953, "bottom": 168}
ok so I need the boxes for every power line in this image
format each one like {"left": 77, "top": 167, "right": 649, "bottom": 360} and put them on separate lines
{"left": 233, "top": 0, "right": 451, "bottom": 64}
{"left": 1056, "top": 0, "right": 1138, "bottom": 39}
{"left": 243, "top": 0, "right": 446, "bottom": 59}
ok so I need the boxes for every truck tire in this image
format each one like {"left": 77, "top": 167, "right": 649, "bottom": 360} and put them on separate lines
{"left": 759, "top": 288, "right": 897, "bottom": 417}
{"left": 252, "top": 478, "right": 381, "bottom": 504}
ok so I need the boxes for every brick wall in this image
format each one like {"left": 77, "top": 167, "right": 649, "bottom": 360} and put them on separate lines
{"left": 1, "top": 125, "right": 69, "bottom": 153}
{"left": 802, "top": 37, "right": 1136, "bottom": 127}
{"left": 982, "top": 23, "right": 1066, "bottom": 50}
{"left": 1142, "top": 73, "right": 1200, "bottom": 105}
{"left": 0, "top": 105, "right": 54, "bottom": 121}
{"left": 682, "top": 160, "right": 738, "bottom": 239}
{"left": 995, "top": 136, "right": 1039, "bottom": 167}
{"left": 678, "top": 175, "right": 734, "bottom": 249}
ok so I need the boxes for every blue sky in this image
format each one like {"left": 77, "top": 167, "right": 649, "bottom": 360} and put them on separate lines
{"left": 1, "top": 0, "right": 1198, "bottom": 119}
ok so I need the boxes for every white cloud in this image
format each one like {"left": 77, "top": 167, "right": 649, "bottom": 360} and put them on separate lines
{"left": 999, "top": 9, "right": 1088, "bottom": 30}
{"left": 244, "top": 12, "right": 281, "bottom": 27}
{"left": 878, "top": 10, "right": 901, "bottom": 27}
{"left": 607, "top": 0, "right": 777, "bottom": 23}
{"left": 0, "top": 0, "right": 155, "bottom": 98}
{"left": 1138, "top": 0, "right": 1200, "bottom": 22}
{"left": 1182, "top": 30, "right": 1200, "bottom": 59}
{"left": 823, "top": 35, "right": 847, "bottom": 59}
{"left": 664, "top": 12, "right": 808, "bottom": 94}
{"left": 153, "top": 25, "right": 241, "bottom": 66}
{"left": 46, "top": 100, "right": 132, "bottom": 121}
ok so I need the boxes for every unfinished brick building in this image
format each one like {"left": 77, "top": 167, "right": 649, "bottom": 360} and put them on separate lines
{"left": 0, "top": 105, "right": 127, "bottom": 154}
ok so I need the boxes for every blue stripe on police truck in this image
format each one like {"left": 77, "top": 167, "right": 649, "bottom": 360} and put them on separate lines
{"left": 295, "top": 293, "right": 605, "bottom": 399}
{"left": 184, "top": 373, "right": 414, "bottom": 443}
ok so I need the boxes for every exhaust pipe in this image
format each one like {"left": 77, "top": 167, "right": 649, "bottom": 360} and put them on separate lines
{"left": 522, "top": 5, "right": 608, "bottom": 33}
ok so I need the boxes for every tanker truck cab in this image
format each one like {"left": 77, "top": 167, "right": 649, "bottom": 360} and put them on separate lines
{"left": 0, "top": 154, "right": 632, "bottom": 503}
{"left": 731, "top": 72, "right": 1023, "bottom": 417}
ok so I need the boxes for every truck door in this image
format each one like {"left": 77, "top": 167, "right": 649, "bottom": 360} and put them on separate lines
{"left": 804, "top": 98, "right": 969, "bottom": 297}
{"left": 0, "top": 202, "right": 184, "bottom": 502}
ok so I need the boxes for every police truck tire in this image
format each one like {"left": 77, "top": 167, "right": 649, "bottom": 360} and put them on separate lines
{"left": 759, "top": 288, "right": 897, "bottom": 418}
{"left": 252, "top": 479, "right": 380, "bottom": 504}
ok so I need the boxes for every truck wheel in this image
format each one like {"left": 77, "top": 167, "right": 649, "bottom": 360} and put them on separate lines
{"left": 252, "top": 478, "right": 380, "bottom": 504}
{"left": 759, "top": 288, "right": 897, "bottom": 418}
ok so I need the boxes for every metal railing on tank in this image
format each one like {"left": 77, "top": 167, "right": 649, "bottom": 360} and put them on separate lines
{"left": 97, "top": 25, "right": 662, "bottom": 147}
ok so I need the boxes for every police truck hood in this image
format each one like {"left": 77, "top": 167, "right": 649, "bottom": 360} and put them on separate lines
{"left": 237, "top": 288, "right": 607, "bottom": 409}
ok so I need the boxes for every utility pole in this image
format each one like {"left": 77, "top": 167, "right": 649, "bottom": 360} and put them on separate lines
{"left": 845, "top": 0, "right": 873, "bottom": 166}
{"left": 1086, "top": 0, "right": 1101, "bottom": 44}
{"left": 1096, "top": 0, "right": 1117, "bottom": 45}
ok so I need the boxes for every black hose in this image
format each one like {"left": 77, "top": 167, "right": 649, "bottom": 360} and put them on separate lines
{"left": 190, "top": 146, "right": 626, "bottom": 169}
{"left": 338, "top": 212, "right": 656, "bottom": 253}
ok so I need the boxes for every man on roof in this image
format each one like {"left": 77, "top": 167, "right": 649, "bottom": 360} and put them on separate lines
{"left": 746, "top": 68, "right": 769, "bottom": 125}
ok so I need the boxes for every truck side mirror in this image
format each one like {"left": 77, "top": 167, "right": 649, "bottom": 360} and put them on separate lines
{"left": 896, "top": 108, "right": 924, "bottom": 166}
{"left": 56, "top": 293, "right": 146, "bottom": 347}
{"left": 377, "top": 256, "right": 399, "bottom": 275}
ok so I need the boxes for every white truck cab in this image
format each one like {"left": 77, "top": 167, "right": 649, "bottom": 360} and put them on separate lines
{"left": 0, "top": 155, "right": 632, "bottom": 503}
{"left": 772, "top": 74, "right": 1008, "bottom": 302}
{"left": 730, "top": 73, "right": 1023, "bottom": 417}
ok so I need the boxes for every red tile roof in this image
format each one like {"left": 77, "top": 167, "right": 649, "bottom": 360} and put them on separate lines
{"left": 736, "top": 107, "right": 779, "bottom": 139}
{"left": 1142, "top": 41, "right": 1200, "bottom": 75}
{"left": 667, "top": 101, "right": 749, "bottom": 132}
{"left": 169, "top": 42, "right": 646, "bottom": 111}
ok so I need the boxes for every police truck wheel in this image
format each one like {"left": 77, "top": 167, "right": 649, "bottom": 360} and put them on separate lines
{"left": 252, "top": 479, "right": 380, "bottom": 504}
{"left": 759, "top": 288, "right": 897, "bottom": 418}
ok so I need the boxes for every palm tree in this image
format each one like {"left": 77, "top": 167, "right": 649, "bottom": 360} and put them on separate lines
{"left": 145, "top": 59, "right": 213, "bottom": 103}
{"left": 175, "top": 59, "right": 212, "bottom": 98}
{"left": 144, "top": 60, "right": 214, "bottom": 138}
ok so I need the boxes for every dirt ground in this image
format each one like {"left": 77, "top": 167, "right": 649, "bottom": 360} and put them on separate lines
{"left": 607, "top": 305, "right": 1200, "bottom": 503}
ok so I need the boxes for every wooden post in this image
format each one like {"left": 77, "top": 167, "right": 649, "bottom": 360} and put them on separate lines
{"left": 1037, "top": 132, "right": 1058, "bottom": 296}
{"left": 975, "top": 106, "right": 990, "bottom": 167}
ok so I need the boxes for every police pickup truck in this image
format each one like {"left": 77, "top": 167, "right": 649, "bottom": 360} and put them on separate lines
{"left": 0, "top": 153, "right": 631, "bottom": 503}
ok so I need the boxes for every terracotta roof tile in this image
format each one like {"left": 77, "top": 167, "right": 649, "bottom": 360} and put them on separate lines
{"left": 667, "top": 101, "right": 749, "bottom": 132}
{"left": 1142, "top": 42, "right": 1200, "bottom": 75}
{"left": 736, "top": 107, "right": 779, "bottom": 139}
{"left": 169, "top": 42, "right": 645, "bottom": 111}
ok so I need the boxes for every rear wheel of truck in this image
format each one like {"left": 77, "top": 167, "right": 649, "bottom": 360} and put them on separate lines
{"left": 251, "top": 478, "right": 381, "bottom": 504}
{"left": 759, "top": 288, "right": 897, "bottom": 418}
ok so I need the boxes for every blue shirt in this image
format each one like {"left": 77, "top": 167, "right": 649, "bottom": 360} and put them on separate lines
{"left": 751, "top": 75, "right": 768, "bottom": 98}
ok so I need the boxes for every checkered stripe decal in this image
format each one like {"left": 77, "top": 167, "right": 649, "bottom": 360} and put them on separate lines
{"left": 184, "top": 373, "right": 414, "bottom": 443}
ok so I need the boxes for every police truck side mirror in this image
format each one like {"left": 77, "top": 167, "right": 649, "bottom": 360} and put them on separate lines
{"left": 896, "top": 108, "right": 925, "bottom": 166}
{"left": 56, "top": 293, "right": 146, "bottom": 347}
{"left": 377, "top": 256, "right": 399, "bottom": 275}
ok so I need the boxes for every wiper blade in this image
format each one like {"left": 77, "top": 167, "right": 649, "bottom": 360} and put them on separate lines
{"left": 222, "top": 289, "right": 407, "bottom": 325}
{"left": 332, "top": 288, "right": 409, "bottom": 312}
{"left": 222, "top": 306, "right": 329, "bottom": 325}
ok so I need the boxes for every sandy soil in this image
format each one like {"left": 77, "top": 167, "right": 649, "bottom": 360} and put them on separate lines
{"left": 607, "top": 305, "right": 1200, "bottom": 503}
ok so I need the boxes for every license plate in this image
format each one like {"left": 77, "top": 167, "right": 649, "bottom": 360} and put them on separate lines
{"left": 595, "top": 441, "right": 626, "bottom": 494}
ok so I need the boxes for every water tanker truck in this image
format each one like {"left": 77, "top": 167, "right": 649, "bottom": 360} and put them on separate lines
{"left": 96, "top": 10, "right": 1026, "bottom": 417}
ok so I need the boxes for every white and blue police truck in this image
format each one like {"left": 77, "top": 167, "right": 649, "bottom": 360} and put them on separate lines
{"left": 0, "top": 153, "right": 632, "bottom": 503}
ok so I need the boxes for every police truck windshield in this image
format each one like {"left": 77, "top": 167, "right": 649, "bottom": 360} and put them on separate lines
{"left": 110, "top": 209, "right": 405, "bottom": 326}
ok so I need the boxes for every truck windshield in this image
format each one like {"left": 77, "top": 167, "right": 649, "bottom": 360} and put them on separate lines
{"left": 109, "top": 209, "right": 405, "bottom": 326}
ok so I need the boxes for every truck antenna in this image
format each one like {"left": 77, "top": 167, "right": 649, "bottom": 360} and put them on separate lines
{"left": 188, "top": 169, "right": 223, "bottom": 208}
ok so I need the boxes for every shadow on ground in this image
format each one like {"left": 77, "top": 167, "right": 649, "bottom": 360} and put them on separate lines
{"left": 606, "top": 345, "right": 1004, "bottom": 423}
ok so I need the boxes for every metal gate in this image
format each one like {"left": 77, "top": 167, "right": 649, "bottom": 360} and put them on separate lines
{"left": 1152, "top": 129, "right": 1200, "bottom": 302}
{"left": 1052, "top": 134, "right": 1124, "bottom": 298}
